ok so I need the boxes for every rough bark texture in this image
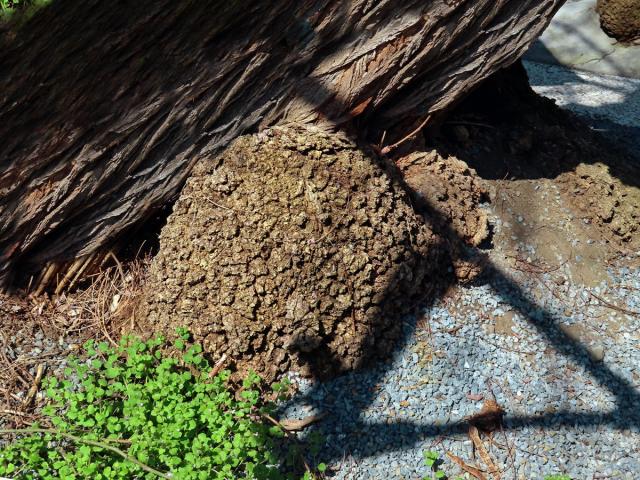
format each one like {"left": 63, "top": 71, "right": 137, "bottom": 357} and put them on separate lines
{"left": 0, "top": 0, "right": 565, "bottom": 289}
{"left": 138, "top": 126, "right": 447, "bottom": 380}
{"left": 597, "top": 0, "right": 640, "bottom": 42}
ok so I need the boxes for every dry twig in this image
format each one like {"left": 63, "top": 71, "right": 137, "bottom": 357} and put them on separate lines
{"left": 263, "top": 414, "right": 314, "bottom": 474}
{"left": 446, "top": 452, "right": 487, "bottom": 480}
{"left": 380, "top": 115, "right": 432, "bottom": 155}
{"left": 23, "top": 363, "right": 45, "bottom": 407}
{"left": 589, "top": 291, "right": 640, "bottom": 317}
{"left": 208, "top": 353, "right": 229, "bottom": 379}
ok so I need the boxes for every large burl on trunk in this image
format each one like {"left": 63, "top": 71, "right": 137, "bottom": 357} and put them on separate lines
{"left": 136, "top": 125, "right": 495, "bottom": 380}
{"left": 0, "top": 0, "right": 564, "bottom": 290}
{"left": 597, "top": 0, "right": 640, "bottom": 42}
{"left": 138, "top": 126, "right": 449, "bottom": 380}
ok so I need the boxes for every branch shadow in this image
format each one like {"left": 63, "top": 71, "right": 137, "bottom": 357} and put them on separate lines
{"left": 277, "top": 148, "right": 640, "bottom": 474}
{"left": 278, "top": 33, "right": 640, "bottom": 480}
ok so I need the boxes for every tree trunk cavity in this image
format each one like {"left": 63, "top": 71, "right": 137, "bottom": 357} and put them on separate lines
{"left": 0, "top": 0, "right": 565, "bottom": 289}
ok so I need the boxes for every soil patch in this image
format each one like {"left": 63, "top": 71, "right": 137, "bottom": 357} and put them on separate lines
{"left": 558, "top": 162, "right": 640, "bottom": 245}
{"left": 429, "top": 62, "right": 640, "bottom": 267}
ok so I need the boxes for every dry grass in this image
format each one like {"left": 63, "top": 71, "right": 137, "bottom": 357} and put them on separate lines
{"left": 0, "top": 257, "right": 150, "bottom": 428}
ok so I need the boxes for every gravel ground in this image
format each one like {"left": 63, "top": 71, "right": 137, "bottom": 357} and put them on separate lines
{"left": 279, "top": 251, "right": 640, "bottom": 479}
{"left": 524, "top": 61, "right": 640, "bottom": 164}
{"left": 277, "top": 62, "right": 640, "bottom": 478}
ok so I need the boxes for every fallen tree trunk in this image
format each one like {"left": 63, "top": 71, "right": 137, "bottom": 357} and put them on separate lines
{"left": 0, "top": 0, "right": 564, "bottom": 290}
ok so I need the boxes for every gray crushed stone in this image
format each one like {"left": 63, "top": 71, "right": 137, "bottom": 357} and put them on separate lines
{"left": 524, "top": 60, "right": 640, "bottom": 164}
{"left": 278, "top": 255, "right": 640, "bottom": 479}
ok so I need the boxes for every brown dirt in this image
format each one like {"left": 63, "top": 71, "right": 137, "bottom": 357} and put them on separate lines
{"left": 559, "top": 162, "right": 640, "bottom": 245}
{"left": 488, "top": 178, "right": 614, "bottom": 287}
{"left": 430, "top": 62, "right": 640, "bottom": 274}
{"left": 137, "top": 126, "right": 451, "bottom": 380}
{"left": 597, "top": 0, "right": 640, "bottom": 42}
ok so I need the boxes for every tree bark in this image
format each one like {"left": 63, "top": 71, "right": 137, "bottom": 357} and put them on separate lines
{"left": 0, "top": 0, "right": 565, "bottom": 289}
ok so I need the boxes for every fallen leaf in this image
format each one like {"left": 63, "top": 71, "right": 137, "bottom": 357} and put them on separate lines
{"left": 468, "top": 399, "right": 505, "bottom": 432}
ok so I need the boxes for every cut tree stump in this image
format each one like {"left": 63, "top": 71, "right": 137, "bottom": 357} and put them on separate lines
{"left": 0, "top": 0, "right": 565, "bottom": 290}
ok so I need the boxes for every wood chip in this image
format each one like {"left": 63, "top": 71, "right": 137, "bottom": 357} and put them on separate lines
{"left": 23, "top": 363, "right": 45, "bottom": 407}
{"left": 446, "top": 452, "right": 487, "bottom": 480}
{"left": 466, "top": 393, "right": 484, "bottom": 401}
{"left": 469, "top": 425, "right": 501, "bottom": 479}
{"left": 208, "top": 353, "right": 228, "bottom": 378}
{"left": 277, "top": 413, "right": 327, "bottom": 431}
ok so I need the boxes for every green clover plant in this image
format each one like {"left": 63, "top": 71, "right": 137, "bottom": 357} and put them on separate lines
{"left": 0, "top": 330, "right": 290, "bottom": 479}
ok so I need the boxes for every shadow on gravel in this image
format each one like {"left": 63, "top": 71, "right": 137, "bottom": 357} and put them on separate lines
{"left": 282, "top": 64, "right": 640, "bottom": 474}
{"left": 525, "top": 42, "right": 640, "bottom": 167}
{"left": 281, "top": 171, "right": 640, "bottom": 470}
